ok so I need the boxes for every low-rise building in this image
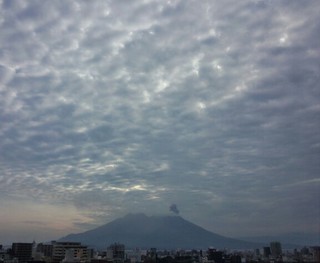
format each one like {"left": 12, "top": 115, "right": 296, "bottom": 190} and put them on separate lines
{"left": 51, "top": 242, "right": 89, "bottom": 263}
{"left": 12, "top": 243, "right": 33, "bottom": 263}
{"left": 106, "top": 244, "right": 125, "bottom": 263}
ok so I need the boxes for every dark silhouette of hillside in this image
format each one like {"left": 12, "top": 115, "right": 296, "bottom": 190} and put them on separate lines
{"left": 59, "top": 213, "right": 258, "bottom": 249}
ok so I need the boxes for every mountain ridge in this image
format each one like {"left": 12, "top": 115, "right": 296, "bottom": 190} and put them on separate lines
{"left": 59, "top": 213, "right": 260, "bottom": 249}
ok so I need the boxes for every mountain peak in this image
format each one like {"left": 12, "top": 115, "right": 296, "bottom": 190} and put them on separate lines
{"left": 59, "top": 214, "right": 258, "bottom": 249}
{"left": 123, "top": 212, "right": 148, "bottom": 219}
{"left": 123, "top": 213, "right": 181, "bottom": 219}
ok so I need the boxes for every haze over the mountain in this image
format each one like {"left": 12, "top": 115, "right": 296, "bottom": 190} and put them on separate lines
{"left": 59, "top": 213, "right": 259, "bottom": 249}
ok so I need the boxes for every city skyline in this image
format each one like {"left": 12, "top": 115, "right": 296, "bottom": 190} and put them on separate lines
{"left": 0, "top": 0, "right": 319, "bottom": 244}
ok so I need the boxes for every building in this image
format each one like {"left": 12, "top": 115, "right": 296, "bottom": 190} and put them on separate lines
{"left": 126, "top": 248, "right": 141, "bottom": 263}
{"left": 106, "top": 243, "right": 125, "bottom": 263}
{"left": 51, "top": 242, "right": 89, "bottom": 263}
{"left": 11, "top": 243, "right": 33, "bottom": 263}
{"left": 262, "top": 247, "right": 271, "bottom": 258}
{"left": 36, "top": 243, "right": 53, "bottom": 259}
{"left": 61, "top": 249, "right": 81, "bottom": 263}
{"left": 270, "top": 241, "right": 282, "bottom": 258}
{"left": 311, "top": 246, "right": 320, "bottom": 262}
{"left": 206, "top": 248, "right": 223, "bottom": 263}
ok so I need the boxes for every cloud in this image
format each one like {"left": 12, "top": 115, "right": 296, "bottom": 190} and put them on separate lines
{"left": 0, "top": 0, "right": 319, "bottom": 242}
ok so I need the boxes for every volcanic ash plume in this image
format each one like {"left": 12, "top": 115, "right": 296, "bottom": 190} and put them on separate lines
{"left": 169, "top": 204, "right": 179, "bottom": 214}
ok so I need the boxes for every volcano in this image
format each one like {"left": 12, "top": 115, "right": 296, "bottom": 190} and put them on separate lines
{"left": 59, "top": 213, "right": 259, "bottom": 249}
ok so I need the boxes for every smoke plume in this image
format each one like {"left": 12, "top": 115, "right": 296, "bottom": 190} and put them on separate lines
{"left": 169, "top": 204, "right": 179, "bottom": 214}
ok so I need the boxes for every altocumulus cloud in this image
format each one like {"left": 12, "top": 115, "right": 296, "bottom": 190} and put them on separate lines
{"left": 0, "top": 0, "right": 319, "bottom": 243}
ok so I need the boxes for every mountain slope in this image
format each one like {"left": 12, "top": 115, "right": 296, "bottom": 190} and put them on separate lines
{"left": 59, "top": 213, "right": 259, "bottom": 249}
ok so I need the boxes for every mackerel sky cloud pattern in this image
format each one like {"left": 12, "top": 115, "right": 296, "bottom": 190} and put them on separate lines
{"left": 0, "top": 0, "right": 319, "bottom": 243}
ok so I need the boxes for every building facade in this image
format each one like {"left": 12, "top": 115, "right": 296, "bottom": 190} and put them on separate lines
{"left": 51, "top": 242, "right": 89, "bottom": 263}
{"left": 11, "top": 243, "right": 33, "bottom": 263}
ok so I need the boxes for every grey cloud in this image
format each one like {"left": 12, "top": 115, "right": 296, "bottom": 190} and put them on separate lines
{"left": 0, "top": 0, "right": 319, "bottom": 241}
{"left": 22, "top": 220, "right": 48, "bottom": 226}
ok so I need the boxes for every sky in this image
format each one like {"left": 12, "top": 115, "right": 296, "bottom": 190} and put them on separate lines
{"left": 0, "top": 0, "right": 319, "bottom": 245}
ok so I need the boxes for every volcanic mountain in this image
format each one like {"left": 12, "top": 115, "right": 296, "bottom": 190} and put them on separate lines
{"left": 59, "top": 213, "right": 259, "bottom": 249}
